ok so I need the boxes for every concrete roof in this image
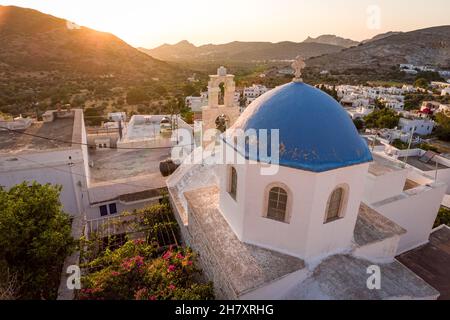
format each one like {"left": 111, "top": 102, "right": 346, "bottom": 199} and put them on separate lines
{"left": 354, "top": 203, "right": 406, "bottom": 246}
{"left": 0, "top": 110, "right": 81, "bottom": 154}
{"left": 369, "top": 154, "right": 404, "bottom": 176}
{"left": 88, "top": 148, "right": 170, "bottom": 184}
{"left": 397, "top": 226, "right": 450, "bottom": 300}
{"left": 284, "top": 254, "right": 439, "bottom": 300}
{"left": 184, "top": 186, "right": 305, "bottom": 297}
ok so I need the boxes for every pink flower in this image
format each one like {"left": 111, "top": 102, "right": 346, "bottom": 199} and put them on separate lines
{"left": 134, "top": 239, "right": 145, "bottom": 245}
{"left": 168, "top": 284, "right": 176, "bottom": 290}
{"left": 111, "top": 271, "right": 120, "bottom": 276}
{"left": 162, "top": 250, "right": 172, "bottom": 260}
{"left": 167, "top": 264, "right": 176, "bottom": 273}
{"left": 149, "top": 295, "right": 157, "bottom": 301}
{"left": 176, "top": 253, "right": 184, "bottom": 260}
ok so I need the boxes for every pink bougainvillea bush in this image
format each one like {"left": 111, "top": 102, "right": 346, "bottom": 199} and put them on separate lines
{"left": 79, "top": 240, "right": 214, "bottom": 300}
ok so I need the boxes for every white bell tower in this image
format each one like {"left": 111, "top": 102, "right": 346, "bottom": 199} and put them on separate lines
{"left": 200, "top": 67, "right": 241, "bottom": 147}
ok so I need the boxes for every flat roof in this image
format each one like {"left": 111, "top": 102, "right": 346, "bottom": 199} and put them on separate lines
{"left": 397, "top": 226, "right": 450, "bottom": 300}
{"left": 284, "top": 254, "right": 438, "bottom": 300}
{"left": 184, "top": 186, "right": 305, "bottom": 297}
{"left": 88, "top": 148, "right": 170, "bottom": 184}
{"left": 0, "top": 113, "right": 76, "bottom": 154}
{"left": 369, "top": 154, "right": 404, "bottom": 176}
{"left": 398, "top": 156, "right": 449, "bottom": 171}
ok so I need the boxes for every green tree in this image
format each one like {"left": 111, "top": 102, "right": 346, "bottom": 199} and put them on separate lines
{"left": 126, "top": 87, "right": 149, "bottom": 105}
{"left": 434, "top": 112, "right": 450, "bottom": 141}
{"left": 434, "top": 207, "right": 450, "bottom": 228}
{"left": 364, "top": 108, "right": 400, "bottom": 129}
{"left": 0, "top": 182, "right": 75, "bottom": 299}
{"left": 414, "top": 78, "right": 430, "bottom": 90}
{"left": 353, "top": 118, "right": 364, "bottom": 131}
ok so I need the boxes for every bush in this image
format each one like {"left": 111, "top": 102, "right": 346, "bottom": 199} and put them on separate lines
{"left": 392, "top": 139, "right": 409, "bottom": 150}
{"left": 0, "top": 182, "right": 75, "bottom": 299}
{"left": 434, "top": 207, "right": 450, "bottom": 228}
{"left": 434, "top": 112, "right": 450, "bottom": 141}
{"left": 353, "top": 118, "right": 364, "bottom": 131}
{"left": 364, "top": 108, "right": 400, "bottom": 129}
{"left": 79, "top": 241, "right": 214, "bottom": 300}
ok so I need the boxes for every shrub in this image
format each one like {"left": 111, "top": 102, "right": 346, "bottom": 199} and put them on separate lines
{"left": 434, "top": 207, "right": 450, "bottom": 228}
{"left": 0, "top": 182, "right": 75, "bottom": 299}
{"left": 79, "top": 241, "right": 214, "bottom": 300}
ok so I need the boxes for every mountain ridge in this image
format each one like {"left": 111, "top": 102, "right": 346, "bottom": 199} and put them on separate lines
{"left": 140, "top": 40, "right": 345, "bottom": 62}
{"left": 306, "top": 25, "right": 450, "bottom": 72}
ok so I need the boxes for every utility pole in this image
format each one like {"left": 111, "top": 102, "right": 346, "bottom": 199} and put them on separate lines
{"left": 404, "top": 126, "right": 416, "bottom": 166}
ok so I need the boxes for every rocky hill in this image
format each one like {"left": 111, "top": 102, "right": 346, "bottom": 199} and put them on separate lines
{"left": 303, "top": 34, "right": 358, "bottom": 48}
{"left": 307, "top": 26, "right": 450, "bottom": 73}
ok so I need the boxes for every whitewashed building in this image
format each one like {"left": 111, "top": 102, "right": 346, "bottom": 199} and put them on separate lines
{"left": 243, "top": 84, "right": 269, "bottom": 105}
{"left": 0, "top": 109, "right": 89, "bottom": 217}
{"left": 167, "top": 63, "right": 446, "bottom": 300}
{"left": 398, "top": 117, "right": 435, "bottom": 136}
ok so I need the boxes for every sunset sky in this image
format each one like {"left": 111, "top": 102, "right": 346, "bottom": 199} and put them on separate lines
{"left": 1, "top": 0, "right": 449, "bottom": 48}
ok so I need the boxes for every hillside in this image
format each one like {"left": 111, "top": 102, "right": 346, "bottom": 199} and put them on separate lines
{"left": 307, "top": 26, "right": 450, "bottom": 73}
{"left": 303, "top": 34, "right": 358, "bottom": 48}
{"left": 0, "top": 5, "right": 175, "bottom": 76}
{"left": 362, "top": 31, "right": 403, "bottom": 44}
{"left": 140, "top": 40, "right": 345, "bottom": 62}
{"left": 0, "top": 5, "right": 190, "bottom": 118}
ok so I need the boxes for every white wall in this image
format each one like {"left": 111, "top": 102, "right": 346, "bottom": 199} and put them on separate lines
{"left": 364, "top": 168, "right": 409, "bottom": 204}
{"left": 0, "top": 148, "right": 88, "bottom": 216}
{"left": 86, "top": 198, "right": 161, "bottom": 221}
{"left": 219, "top": 142, "right": 370, "bottom": 262}
{"left": 353, "top": 235, "right": 400, "bottom": 263}
{"left": 372, "top": 182, "right": 446, "bottom": 254}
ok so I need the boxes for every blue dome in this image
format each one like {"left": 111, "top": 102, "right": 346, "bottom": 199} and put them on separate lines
{"left": 227, "top": 82, "right": 372, "bottom": 172}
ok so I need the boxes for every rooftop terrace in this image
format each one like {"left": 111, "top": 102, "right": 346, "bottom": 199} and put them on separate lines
{"left": 0, "top": 114, "right": 75, "bottom": 154}
{"left": 369, "top": 153, "right": 404, "bottom": 176}
{"left": 398, "top": 156, "right": 449, "bottom": 171}
{"left": 184, "top": 186, "right": 305, "bottom": 297}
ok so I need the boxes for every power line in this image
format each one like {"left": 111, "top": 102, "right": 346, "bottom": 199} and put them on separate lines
{"left": 0, "top": 126, "right": 194, "bottom": 151}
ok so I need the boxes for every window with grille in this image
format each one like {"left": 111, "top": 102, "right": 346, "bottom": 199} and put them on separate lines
{"left": 267, "top": 187, "right": 288, "bottom": 222}
{"left": 325, "top": 188, "right": 344, "bottom": 223}
{"left": 229, "top": 167, "right": 237, "bottom": 200}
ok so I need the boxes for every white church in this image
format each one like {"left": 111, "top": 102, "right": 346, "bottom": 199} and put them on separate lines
{"left": 167, "top": 61, "right": 448, "bottom": 300}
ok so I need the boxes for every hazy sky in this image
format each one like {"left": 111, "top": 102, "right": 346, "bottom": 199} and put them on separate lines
{"left": 1, "top": 0, "right": 449, "bottom": 48}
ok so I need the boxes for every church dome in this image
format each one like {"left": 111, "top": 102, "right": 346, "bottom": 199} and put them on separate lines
{"left": 227, "top": 81, "right": 373, "bottom": 172}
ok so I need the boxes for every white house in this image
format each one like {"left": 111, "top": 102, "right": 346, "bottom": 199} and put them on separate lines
{"left": 398, "top": 117, "right": 435, "bottom": 136}
{"left": 185, "top": 92, "right": 208, "bottom": 113}
{"left": 0, "top": 109, "right": 89, "bottom": 217}
{"left": 243, "top": 84, "right": 269, "bottom": 105}
{"left": 108, "top": 112, "right": 127, "bottom": 122}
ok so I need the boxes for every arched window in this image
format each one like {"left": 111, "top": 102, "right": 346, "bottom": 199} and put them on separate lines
{"left": 325, "top": 187, "right": 345, "bottom": 223}
{"left": 267, "top": 187, "right": 288, "bottom": 222}
{"left": 229, "top": 167, "right": 237, "bottom": 200}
